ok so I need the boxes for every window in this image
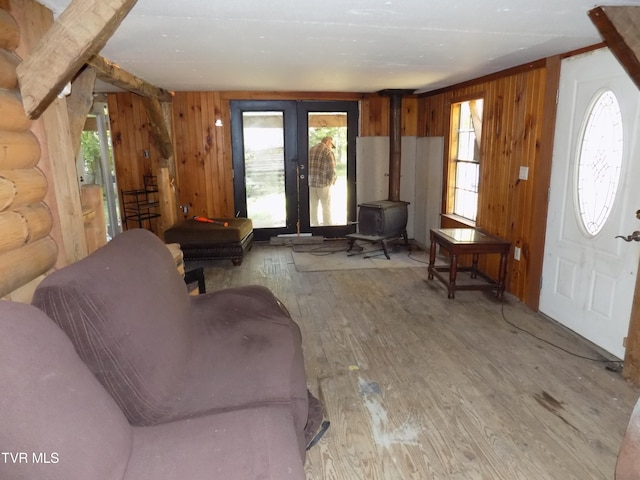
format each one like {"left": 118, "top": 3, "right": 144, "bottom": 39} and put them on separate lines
{"left": 576, "top": 90, "right": 623, "bottom": 236}
{"left": 449, "top": 99, "right": 483, "bottom": 222}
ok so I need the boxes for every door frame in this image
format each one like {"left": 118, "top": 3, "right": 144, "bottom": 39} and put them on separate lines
{"left": 296, "top": 101, "right": 359, "bottom": 238}
{"left": 230, "top": 100, "right": 298, "bottom": 241}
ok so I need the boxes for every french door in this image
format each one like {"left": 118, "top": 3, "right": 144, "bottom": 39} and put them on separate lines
{"left": 230, "top": 100, "right": 358, "bottom": 240}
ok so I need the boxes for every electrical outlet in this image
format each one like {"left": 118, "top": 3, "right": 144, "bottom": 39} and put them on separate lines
{"left": 514, "top": 246, "right": 521, "bottom": 261}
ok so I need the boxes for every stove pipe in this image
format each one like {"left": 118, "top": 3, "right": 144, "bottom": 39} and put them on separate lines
{"left": 379, "top": 89, "right": 414, "bottom": 202}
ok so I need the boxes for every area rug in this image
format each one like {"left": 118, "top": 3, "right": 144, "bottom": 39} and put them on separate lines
{"left": 291, "top": 240, "right": 430, "bottom": 272}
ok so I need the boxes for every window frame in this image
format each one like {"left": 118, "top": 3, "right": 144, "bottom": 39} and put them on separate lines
{"left": 446, "top": 96, "right": 484, "bottom": 224}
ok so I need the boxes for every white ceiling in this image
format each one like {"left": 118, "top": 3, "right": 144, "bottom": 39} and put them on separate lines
{"left": 39, "top": 0, "right": 640, "bottom": 94}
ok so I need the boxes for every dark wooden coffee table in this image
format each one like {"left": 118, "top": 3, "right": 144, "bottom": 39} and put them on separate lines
{"left": 428, "top": 228, "right": 510, "bottom": 299}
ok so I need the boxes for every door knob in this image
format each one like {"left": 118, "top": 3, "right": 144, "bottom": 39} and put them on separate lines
{"left": 616, "top": 231, "right": 640, "bottom": 242}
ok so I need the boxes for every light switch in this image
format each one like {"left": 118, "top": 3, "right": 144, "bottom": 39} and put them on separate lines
{"left": 519, "top": 166, "right": 529, "bottom": 180}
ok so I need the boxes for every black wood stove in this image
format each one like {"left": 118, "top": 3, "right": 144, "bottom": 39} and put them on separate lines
{"left": 357, "top": 200, "right": 409, "bottom": 237}
{"left": 346, "top": 90, "right": 412, "bottom": 259}
{"left": 346, "top": 200, "right": 409, "bottom": 258}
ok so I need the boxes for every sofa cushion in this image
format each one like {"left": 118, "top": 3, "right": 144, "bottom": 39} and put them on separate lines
{"left": 32, "top": 228, "right": 193, "bottom": 425}
{"left": 125, "top": 405, "right": 305, "bottom": 480}
{"left": 0, "top": 301, "right": 132, "bottom": 480}
{"left": 186, "top": 286, "right": 309, "bottom": 455}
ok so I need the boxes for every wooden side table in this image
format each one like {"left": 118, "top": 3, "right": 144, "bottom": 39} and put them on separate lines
{"left": 428, "top": 228, "right": 510, "bottom": 299}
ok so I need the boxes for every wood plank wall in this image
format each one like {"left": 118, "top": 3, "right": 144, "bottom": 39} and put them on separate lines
{"left": 360, "top": 94, "right": 418, "bottom": 136}
{"left": 107, "top": 69, "right": 555, "bottom": 309}
{"left": 107, "top": 91, "right": 414, "bottom": 222}
{"left": 418, "top": 60, "right": 560, "bottom": 309}
{"left": 107, "top": 93, "right": 162, "bottom": 234}
{"left": 172, "top": 91, "right": 232, "bottom": 218}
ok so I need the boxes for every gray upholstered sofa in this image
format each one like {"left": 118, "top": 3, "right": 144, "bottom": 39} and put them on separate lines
{"left": 0, "top": 228, "right": 315, "bottom": 479}
{"left": 0, "top": 301, "right": 305, "bottom": 480}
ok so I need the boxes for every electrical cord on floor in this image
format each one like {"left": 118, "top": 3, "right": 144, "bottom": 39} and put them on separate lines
{"left": 499, "top": 299, "right": 623, "bottom": 366}
{"left": 294, "top": 240, "right": 430, "bottom": 263}
{"left": 292, "top": 242, "right": 349, "bottom": 256}
{"left": 293, "top": 240, "right": 385, "bottom": 258}
{"left": 408, "top": 250, "right": 429, "bottom": 264}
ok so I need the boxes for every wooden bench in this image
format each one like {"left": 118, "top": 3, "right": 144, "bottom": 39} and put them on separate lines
{"left": 164, "top": 218, "right": 254, "bottom": 266}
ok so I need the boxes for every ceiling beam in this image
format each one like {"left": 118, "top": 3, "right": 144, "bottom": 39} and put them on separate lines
{"left": 16, "top": 0, "right": 139, "bottom": 119}
{"left": 87, "top": 55, "right": 173, "bottom": 102}
{"left": 589, "top": 6, "right": 640, "bottom": 90}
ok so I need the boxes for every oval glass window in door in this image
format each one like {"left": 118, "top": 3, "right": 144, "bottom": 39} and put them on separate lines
{"left": 576, "top": 90, "right": 623, "bottom": 236}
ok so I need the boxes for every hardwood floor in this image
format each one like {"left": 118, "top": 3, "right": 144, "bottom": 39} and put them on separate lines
{"left": 200, "top": 242, "right": 639, "bottom": 480}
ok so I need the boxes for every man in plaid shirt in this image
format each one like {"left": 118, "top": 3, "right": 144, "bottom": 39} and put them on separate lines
{"left": 308, "top": 136, "right": 337, "bottom": 226}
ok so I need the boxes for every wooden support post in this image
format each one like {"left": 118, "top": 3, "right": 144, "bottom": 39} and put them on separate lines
{"left": 40, "top": 97, "right": 88, "bottom": 263}
{"left": 141, "top": 96, "right": 174, "bottom": 160}
{"left": 139, "top": 95, "right": 178, "bottom": 234}
{"left": 67, "top": 66, "right": 97, "bottom": 158}
{"left": 81, "top": 184, "right": 106, "bottom": 254}
{"left": 157, "top": 167, "right": 178, "bottom": 237}
{"left": 161, "top": 101, "right": 176, "bottom": 178}
{"left": 16, "top": 0, "right": 139, "bottom": 119}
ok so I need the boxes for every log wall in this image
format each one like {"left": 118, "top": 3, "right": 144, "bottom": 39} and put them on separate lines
{"left": 0, "top": 4, "right": 56, "bottom": 300}
{"left": 419, "top": 59, "right": 560, "bottom": 308}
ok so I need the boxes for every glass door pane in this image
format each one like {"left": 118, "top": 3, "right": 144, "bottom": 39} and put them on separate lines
{"left": 298, "top": 101, "right": 358, "bottom": 237}
{"left": 242, "top": 111, "right": 286, "bottom": 228}
{"left": 307, "top": 112, "right": 348, "bottom": 226}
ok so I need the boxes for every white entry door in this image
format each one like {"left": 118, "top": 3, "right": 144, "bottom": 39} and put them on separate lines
{"left": 540, "top": 48, "right": 640, "bottom": 360}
